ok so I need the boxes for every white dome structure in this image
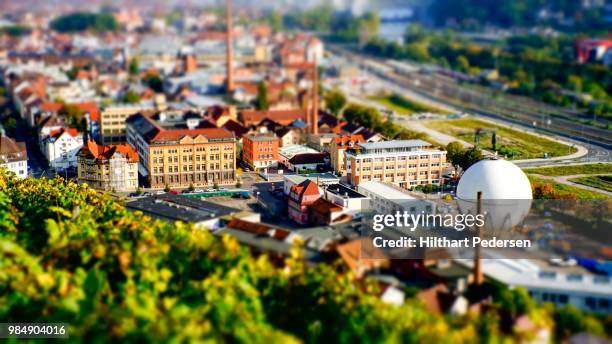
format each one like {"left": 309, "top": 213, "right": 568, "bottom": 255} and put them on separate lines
{"left": 456, "top": 158, "right": 532, "bottom": 232}
{"left": 457, "top": 158, "right": 532, "bottom": 200}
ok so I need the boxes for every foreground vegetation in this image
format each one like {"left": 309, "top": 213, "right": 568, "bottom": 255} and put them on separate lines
{"left": 569, "top": 176, "right": 612, "bottom": 193}
{"left": 0, "top": 173, "right": 484, "bottom": 342}
{"left": 1, "top": 173, "right": 610, "bottom": 341}
{"left": 524, "top": 163, "right": 612, "bottom": 177}
{"left": 426, "top": 118, "right": 576, "bottom": 159}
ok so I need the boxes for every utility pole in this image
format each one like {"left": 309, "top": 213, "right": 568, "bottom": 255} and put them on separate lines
{"left": 473, "top": 191, "right": 484, "bottom": 286}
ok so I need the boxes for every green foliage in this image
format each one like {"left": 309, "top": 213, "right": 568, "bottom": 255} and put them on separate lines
{"left": 65, "top": 66, "right": 79, "bottom": 81}
{"left": 58, "top": 104, "right": 85, "bottom": 129}
{"left": 323, "top": 88, "right": 347, "bottom": 117}
{"left": 412, "top": 184, "right": 441, "bottom": 193}
{"left": 128, "top": 58, "right": 139, "bottom": 77}
{"left": 143, "top": 74, "right": 163, "bottom": 93}
{"left": 445, "top": 141, "right": 465, "bottom": 168}
{"left": 529, "top": 176, "right": 610, "bottom": 200}
{"left": 123, "top": 90, "right": 141, "bottom": 104}
{"left": 359, "top": 27, "right": 612, "bottom": 115}
{"left": 444, "top": 141, "right": 483, "bottom": 171}
{"left": 0, "top": 25, "right": 31, "bottom": 37}
{"left": 553, "top": 305, "right": 606, "bottom": 340}
{"left": 283, "top": 7, "right": 379, "bottom": 44}
{"left": 428, "top": 118, "right": 576, "bottom": 159}
{"left": 51, "top": 12, "right": 119, "bottom": 33}
{"left": 263, "top": 11, "right": 283, "bottom": 32}
{"left": 569, "top": 176, "right": 612, "bottom": 193}
{"left": 524, "top": 163, "right": 612, "bottom": 177}
{"left": 1, "top": 117, "right": 17, "bottom": 136}
{"left": 256, "top": 81, "right": 269, "bottom": 110}
{"left": 282, "top": 4, "right": 334, "bottom": 32}
{"left": 0, "top": 172, "right": 493, "bottom": 342}
{"left": 429, "top": 0, "right": 609, "bottom": 31}
{"left": 495, "top": 288, "right": 535, "bottom": 319}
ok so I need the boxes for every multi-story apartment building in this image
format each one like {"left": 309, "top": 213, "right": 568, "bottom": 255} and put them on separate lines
{"left": 100, "top": 104, "right": 152, "bottom": 144}
{"left": 41, "top": 127, "right": 82, "bottom": 169}
{"left": 77, "top": 140, "right": 139, "bottom": 192}
{"left": 330, "top": 134, "right": 364, "bottom": 176}
{"left": 126, "top": 112, "right": 236, "bottom": 189}
{"left": 345, "top": 140, "right": 447, "bottom": 189}
{"left": 0, "top": 135, "right": 28, "bottom": 178}
{"left": 242, "top": 133, "right": 279, "bottom": 170}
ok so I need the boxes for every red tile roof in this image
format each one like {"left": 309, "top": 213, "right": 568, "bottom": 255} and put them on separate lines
{"left": 240, "top": 109, "right": 307, "bottom": 126}
{"left": 309, "top": 198, "right": 343, "bottom": 214}
{"left": 49, "top": 127, "right": 79, "bottom": 139}
{"left": 80, "top": 140, "right": 138, "bottom": 163}
{"left": 334, "top": 134, "right": 365, "bottom": 148}
{"left": 77, "top": 101, "right": 100, "bottom": 122}
{"left": 290, "top": 179, "right": 321, "bottom": 206}
{"left": 0, "top": 136, "right": 27, "bottom": 161}
{"left": 151, "top": 127, "right": 234, "bottom": 143}
{"left": 336, "top": 239, "right": 389, "bottom": 277}
{"left": 41, "top": 102, "right": 63, "bottom": 113}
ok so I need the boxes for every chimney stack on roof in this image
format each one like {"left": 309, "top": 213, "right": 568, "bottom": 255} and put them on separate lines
{"left": 311, "top": 59, "right": 319, "bottom": 135}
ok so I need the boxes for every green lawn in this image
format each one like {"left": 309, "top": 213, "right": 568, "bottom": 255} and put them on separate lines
{"left": 529, "top": 176, "right": 611, "bottom": 200}
{"left": 569, "top": 175, "right": 612, "bottom": 193}
{"left": 426, "top": 118, "right": 577, "bottom": 160}
{"left": 369, "top": 94, "right": 448, "bottom": 115}
{"left": 524, "top": 163, "right": 612, "bottom": 176}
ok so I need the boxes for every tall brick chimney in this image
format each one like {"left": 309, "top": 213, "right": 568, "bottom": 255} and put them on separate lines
{"left": 225, "top": 0, "right": 234, "bottom": 93}
{"left": 311, "top": 60, "right": 319, "bottom": 135}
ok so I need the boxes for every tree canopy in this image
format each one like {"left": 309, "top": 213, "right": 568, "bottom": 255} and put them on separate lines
{"left": 50, "top": 12, "right": 119, "bottom": 33}
{"left": 256, "top": 81, "right": 269, "bottom": 110}
{"left": 324, "top": 89, "right": 347, "bottom": 117}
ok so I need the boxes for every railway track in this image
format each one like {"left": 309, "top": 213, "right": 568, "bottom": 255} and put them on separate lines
{"left": 329, "top": 46, "right": 612, "bottom": 149}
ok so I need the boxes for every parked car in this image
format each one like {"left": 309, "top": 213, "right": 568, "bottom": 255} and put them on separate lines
{"left": 155, "top": 190, "right": 166, "bottom": 195}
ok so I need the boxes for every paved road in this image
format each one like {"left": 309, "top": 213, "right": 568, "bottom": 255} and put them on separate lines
{"left": 1, "top": 100, "right": 54, "bottom": 178}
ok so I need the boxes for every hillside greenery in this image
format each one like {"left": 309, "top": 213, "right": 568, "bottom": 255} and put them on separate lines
{"left": 50, "top": 12, "right": 119, "bottom": 33}
{"left": 429, "top": 0, "right": 610, "bottom": 32}
{"left": 0, "top": 172, "right": 485, "bottom": 342}
{"left": 0, "top": 172, "right": 609, "bottom": 341}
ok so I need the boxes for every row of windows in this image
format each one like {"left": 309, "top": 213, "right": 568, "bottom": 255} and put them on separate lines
{"left": 152, "top": 163, "right": 233, "bottom": 173}
{"left": 152, "top": 171, "right": 235, "bottom": 185}
{"left": 151, "top": 154, "right": 234, "bottom": 164}
{"left": 357, "top": 154, "right": 443, "bottom": 163}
